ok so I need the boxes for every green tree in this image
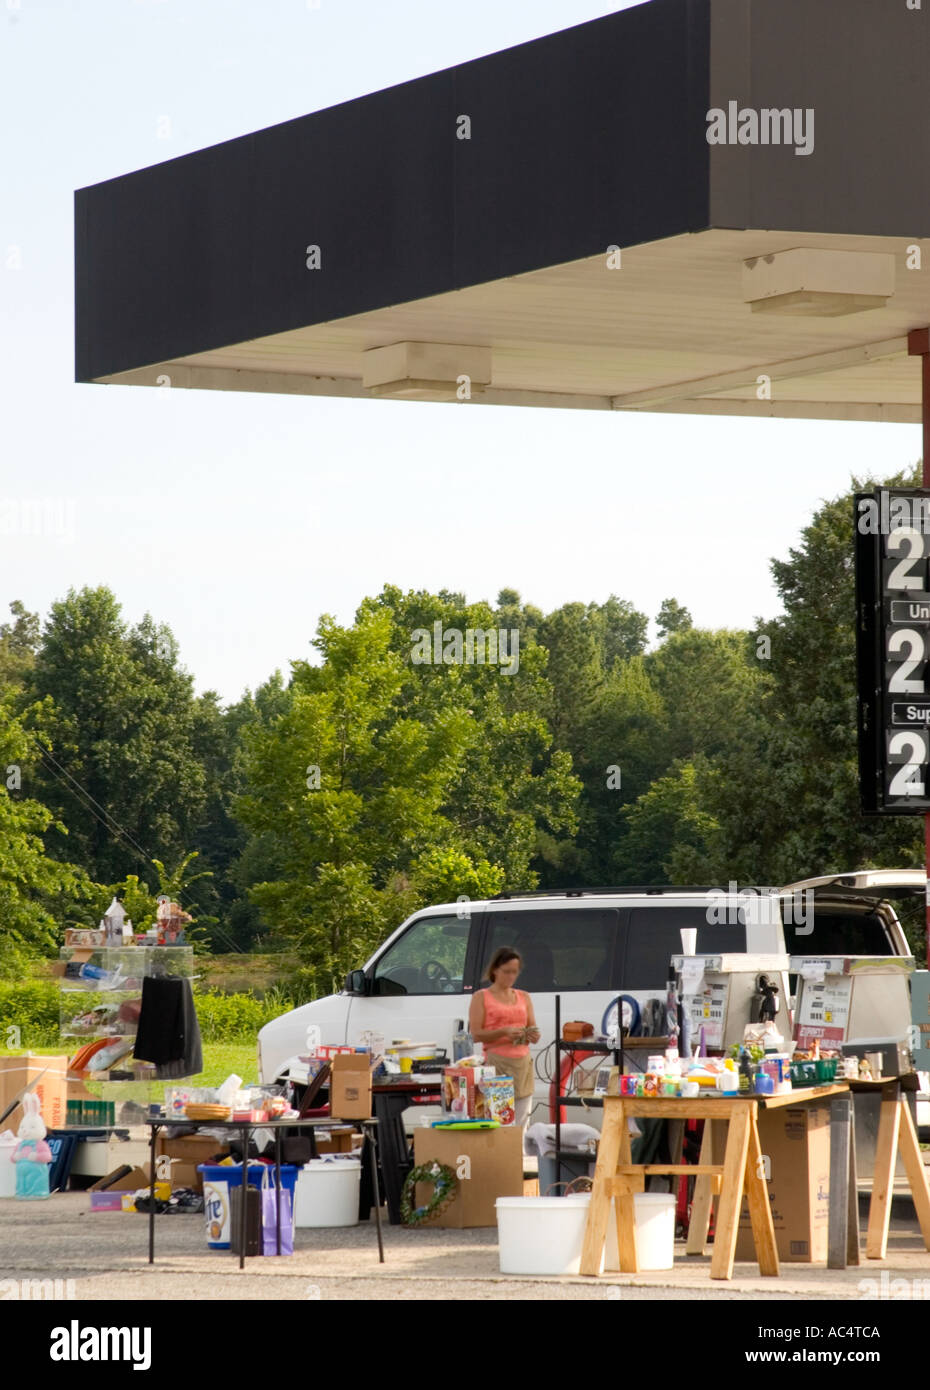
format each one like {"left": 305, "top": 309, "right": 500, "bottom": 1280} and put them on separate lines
{"left": 197, "top": 671, "right": 294, "bottom": 952}
{"left": 0, "top": 601, "right": 39, "bottom": 691}
{"left": 0, "top": 694, "right": 93, "bottom": 977}
{"left": 25, "top": 587, "right": 207, "bottom": 884}
{"left": 621, "top": 757, "right": 721, "bottom": 884}
{"left": 656, "top": 598, "right": 693, "bottom": 639}
{"left": 237, "top": 600, "right": 578, "bottom": 992}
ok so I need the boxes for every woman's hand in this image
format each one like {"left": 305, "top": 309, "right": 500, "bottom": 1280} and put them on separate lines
{"left": 504, "top": 1027, "right": 525, "bottom": 1042}
{"left": 526, "top": 1026, "right": 541, "bottom": 1044}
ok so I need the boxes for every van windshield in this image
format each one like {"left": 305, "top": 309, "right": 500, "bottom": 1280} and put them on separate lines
{"left": 372, "top": 915, "right": 469, "bottom": 995}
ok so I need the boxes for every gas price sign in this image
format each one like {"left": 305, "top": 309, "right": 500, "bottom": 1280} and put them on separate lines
{"left": 856, "top": 487, "right": 930, "bottom": 812}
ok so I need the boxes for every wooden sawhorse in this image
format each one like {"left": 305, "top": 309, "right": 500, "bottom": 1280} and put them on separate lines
{"left": 860, "top": 1078, "right": 930, "bottom": 1260}
{"left": 579, "top": 1095, "right": 779, "bottom": 1280}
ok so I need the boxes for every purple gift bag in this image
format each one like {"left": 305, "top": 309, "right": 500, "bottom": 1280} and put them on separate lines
{"left": 261, "top": 1169, "right": 294, "bottom": 1256}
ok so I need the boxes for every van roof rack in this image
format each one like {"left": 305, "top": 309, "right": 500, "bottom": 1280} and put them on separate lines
{"left": 488, "top": 885, "right": 758, "bottom": 900}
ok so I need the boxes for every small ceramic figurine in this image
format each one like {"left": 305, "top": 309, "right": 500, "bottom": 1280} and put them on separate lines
{"left": 13, "top": 1094, "right": 52, "bottom": 1200}
{"left": 858, "top": 1056, "right": 874, "bottom": 1081}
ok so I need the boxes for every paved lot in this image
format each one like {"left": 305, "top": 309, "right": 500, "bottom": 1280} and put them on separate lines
{"left": 3, "top": 1192, "right": 930, "bottom": 1300}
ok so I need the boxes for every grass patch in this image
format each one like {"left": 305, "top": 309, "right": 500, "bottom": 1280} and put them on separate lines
{"left": 0, "top": 1041, "right": 260, "bottom": 1105}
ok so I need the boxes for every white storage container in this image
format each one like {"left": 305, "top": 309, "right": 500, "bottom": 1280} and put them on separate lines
{"left": 294, "top": 1158, "right": 361, "bottom": 1227}
{"left": 497, "top": 1192, "right": 676, "bottom": 1275}
{"left": 0, "top": 1131, "right": 17, "bottom": 1199}
{"left": 496, "top": 1196, "right": 591, "bottom": 1275}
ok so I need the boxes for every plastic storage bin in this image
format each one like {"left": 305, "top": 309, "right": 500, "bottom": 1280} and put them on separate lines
{"left": 789, "top": 1058, "right": 839, "bottom": 1087}
{"left": 496, "top": 1196, "right": 591, "bottom": 1274}
{"left": 563, "top": 1192, "right": 675, "bottom": 1271}
{"left": 537, "top": 1151, "right": 596, "bottom": 1195}
{"left": 0, "top": 1131, "right": 17, "bottom": 1199}
{"left": 198, "top": 1163, "right": 297, "bottom": 1249}
{"left": 294, "top": 1158, "right": 361, "bottom": 1227}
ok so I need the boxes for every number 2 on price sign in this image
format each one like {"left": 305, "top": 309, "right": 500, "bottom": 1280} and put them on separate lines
{"left": 888, "top": 730, "right": 929, "bottom": 797}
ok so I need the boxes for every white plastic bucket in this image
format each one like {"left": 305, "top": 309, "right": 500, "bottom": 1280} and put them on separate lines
{"left": 563, "top": 1194, "right": 618, "bottom": 1271}
{"left": 631, "top": 1193, "right": 676, "bottom": 1270}
{"left": 496, "top": 1196, "right": 591, "bottom": 1275}
{"left": 0, "top": 1132, "right": 17, "bottom": 1199}
{"left": 553, "top": 1192, "right": 676, "bottom": 1272}
{"left": 295, "top": 1159, "right": 361, "bottom": 1228}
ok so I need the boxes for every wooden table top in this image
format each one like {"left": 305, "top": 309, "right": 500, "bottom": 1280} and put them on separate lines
{"left": 600, "top": 1082, "right": 850, "bottom": 1119}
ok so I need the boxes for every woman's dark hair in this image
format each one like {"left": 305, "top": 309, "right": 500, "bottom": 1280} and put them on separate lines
{"left": 487, "top": 946, "right": 522, "bottom": 983}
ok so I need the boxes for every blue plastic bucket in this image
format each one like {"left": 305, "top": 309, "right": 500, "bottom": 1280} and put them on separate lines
{"left": 198, "top": 1164, "right": 298, "bottom": 1249}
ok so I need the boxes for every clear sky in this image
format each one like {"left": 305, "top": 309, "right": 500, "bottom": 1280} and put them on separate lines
{"left": 0, "top": 0, "right": 920, "bottom": 701}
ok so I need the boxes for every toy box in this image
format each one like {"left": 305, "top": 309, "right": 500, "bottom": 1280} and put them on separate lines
{"left": 64, "top": 929, "right": 106, "bottom": 948}
{"left": 442, "top": 1065, "right": 496, "bottom": 1118}
{"left": 479, "top": 1074, "right": 515, "bottom": 1125}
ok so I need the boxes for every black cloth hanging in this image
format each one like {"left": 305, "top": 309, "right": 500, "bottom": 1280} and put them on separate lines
{"left": 133, "top": 976, "right": 203, "bottom": 1080}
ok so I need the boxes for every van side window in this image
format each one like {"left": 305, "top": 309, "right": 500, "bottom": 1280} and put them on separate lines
{"left": 372, "top": 916, "right": 469, "bottom": 996}
{"left": 621, "top": 907, "right": 748, "bottom": 989}
{"left": 482, "top": 909, "right": 618, "bottom": 991}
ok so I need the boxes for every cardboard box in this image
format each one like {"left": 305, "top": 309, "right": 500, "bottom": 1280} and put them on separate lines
{"left": 736, "top": 1102, "right": 831, "bottom": 1262}
{"left": 154, "top": 1133, "right": 229, "bottom": 1190}
{"left": 164, "top": 1160, "right": 202, "bottom": 1191}
{"left": 442, "top": 1065, "right": 497, "bottom": 1118}
{"left": 154, "top": 1133, "right": 230, "bottom": 1164}
{"left": 330, "top": 1052, "right": 373, "bottom": 1119}
{"left": 89, "top": 1165, "right": 152, "bottom": 1193}
{"left": 89, "top": 1166, "right": 151, "bottom": 1210}
{"left": 413, "top": 1125, "right": 524, "bottom": 1227}
{"left": 315, "top": 1127, "right": 355, "bottom": 1155}
{"left": 0, "top": 1054, "right": 68, "bottom": 1133}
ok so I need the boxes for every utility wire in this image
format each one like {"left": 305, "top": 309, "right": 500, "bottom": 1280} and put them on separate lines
{"left": 27, "top": 732, "right": 243, "bottom": 954}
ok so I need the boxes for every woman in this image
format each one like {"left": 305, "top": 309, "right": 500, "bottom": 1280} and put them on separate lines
{"left": 469, "top": 946, "right": 540, "bottom": 1130}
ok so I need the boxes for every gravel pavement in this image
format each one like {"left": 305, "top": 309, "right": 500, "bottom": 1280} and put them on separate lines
{"left": 3, "top": 1192, "right": 930, "bottom": 1301}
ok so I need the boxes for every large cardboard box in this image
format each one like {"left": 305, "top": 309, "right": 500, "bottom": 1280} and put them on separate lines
{"left": 155, "top": 1133, "right": 229, "bottom": 1192}
{"left": 413, "top": 1125, "right": 524, "bottom": 1228}
{"left": 735, "top": 1102, "right": 831, "bottom": 1262}
{"left": 0, "top": 1054, "right": 68, "bottom": 1133}
{"left": 330, "top": 1053, "right": 373, "bottom": 1119}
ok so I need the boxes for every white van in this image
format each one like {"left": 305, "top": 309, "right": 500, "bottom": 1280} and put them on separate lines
{"left": 259, "top": 876, "right": 916, "bottom": 1080}
{"left": 257, "top": 873, "right": 920, "bottom": 1128}
{"left": 257, "top": 886, "right": 790, "bottom": 1105}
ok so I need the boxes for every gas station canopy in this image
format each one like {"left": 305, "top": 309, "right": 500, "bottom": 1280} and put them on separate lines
{"left": 75, "top": 0, "right": 930, "bottom": 421}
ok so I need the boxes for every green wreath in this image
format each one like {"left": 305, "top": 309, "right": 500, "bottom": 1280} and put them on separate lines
{"left": 400, "top": 1161, "right": 458, "bottom": 1226}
